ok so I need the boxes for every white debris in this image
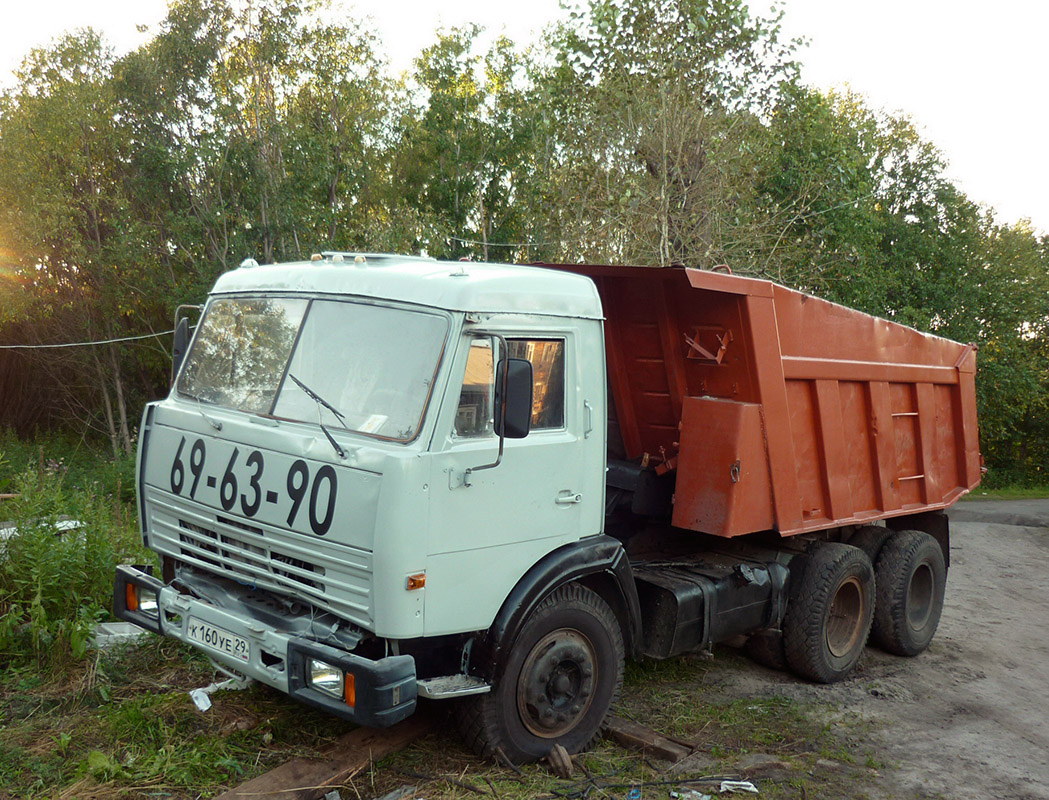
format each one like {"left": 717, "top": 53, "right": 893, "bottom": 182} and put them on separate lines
{"left": 92, "top": 622, "right": 149, "bottom": 650}
{"left": 719, "top": 780, "right": 759, "bottom": 794}
{"left": 190, "top": 676, "right": 254, "bottom": 712}
{"left": 0, "top": 517, "right": 82, "bottom": 543}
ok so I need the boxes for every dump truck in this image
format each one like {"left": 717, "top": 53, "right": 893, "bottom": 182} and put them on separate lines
{"left": 115, "top": 254, "right": 981, "bottom": 762}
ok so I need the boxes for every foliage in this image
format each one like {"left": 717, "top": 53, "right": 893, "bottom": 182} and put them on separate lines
{"left": 0, "top": 437, "right": 146, "bottom": 669}
{"left": 0, "top": 637, "right": 354, "bottom": 798}
{"left": 526, "top": 0, "right": 800, "bottom": 267}
{"left": 0, "top": 637, "right": 877, "bottom": 799}
{"left": 0, "top": 0, "right": 1045, "bottom": 480}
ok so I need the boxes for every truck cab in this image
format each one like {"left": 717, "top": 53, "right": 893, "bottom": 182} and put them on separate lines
{"left": 117, "top": 253, "right": 618, "bottom": 739}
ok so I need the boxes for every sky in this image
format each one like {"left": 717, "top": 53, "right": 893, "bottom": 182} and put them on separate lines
{"left": 0, "top": 0, "right": 1046, "bottom": 234}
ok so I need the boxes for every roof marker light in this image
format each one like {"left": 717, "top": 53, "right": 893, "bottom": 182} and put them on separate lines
{"left": 239, "top": 258, "right": 259, "bottom": 268}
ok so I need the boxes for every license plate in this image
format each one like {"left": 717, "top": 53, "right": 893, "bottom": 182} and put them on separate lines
{"left": 187, "top": 617, "right": 249, "bottom": 662}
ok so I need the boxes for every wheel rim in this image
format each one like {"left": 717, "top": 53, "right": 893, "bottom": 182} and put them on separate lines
{"left": 826, "top": 576, "right": 865, "bottom": 658}
{"left": 906, "top": 562, "right": 935, "bottom": 630}
{"left": 516, "top": 628, "right": 597, "bottom": 738}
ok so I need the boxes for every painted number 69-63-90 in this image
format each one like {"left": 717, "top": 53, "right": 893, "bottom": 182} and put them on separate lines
{"left": 169, "top": 436, "right": 337, "bottom": 536}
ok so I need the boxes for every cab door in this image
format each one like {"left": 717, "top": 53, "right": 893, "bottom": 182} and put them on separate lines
{"left": 424, "top": 322, "right": 604, "bottom": 635}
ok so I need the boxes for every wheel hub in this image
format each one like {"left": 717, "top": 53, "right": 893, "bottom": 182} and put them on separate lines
{"left": 517, "top": 629, "right": 597, "bottom": 738}
{"left": 907, "top": 563, "right": 935, "bottom": 629}
{"left": 826, "top": 575, "right": 865, "bottom": 658}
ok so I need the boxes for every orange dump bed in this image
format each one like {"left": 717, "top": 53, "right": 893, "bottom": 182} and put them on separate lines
{"left": 548, "top": 264, "right": 982, "bottom": 538}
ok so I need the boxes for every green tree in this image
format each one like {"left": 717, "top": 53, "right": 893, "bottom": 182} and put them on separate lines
{"left": 752, "top": 86, "right": 880, "bottom": 304}
{"left": 530, "top": 0, "right": 800, "bottom": 266}
{"left": 0, "top": 31, "right": 142, "bottom": 454}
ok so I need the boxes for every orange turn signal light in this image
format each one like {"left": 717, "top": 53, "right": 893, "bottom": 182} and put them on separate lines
{"left": 125, "top": 583, "right": 139, "bottom": 612}
{"left": 344, "top": 672, "right": 356, "bottom": 707}
{"left": 406, "top": 573, "right": 426, "bottom": 591}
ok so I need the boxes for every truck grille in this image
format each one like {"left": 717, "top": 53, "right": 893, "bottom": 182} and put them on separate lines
{"left": 145, "top": 488, "right": 372, "bottom": 626}
{"left": 177, "top": 519, "right": 327, "bottom": 592}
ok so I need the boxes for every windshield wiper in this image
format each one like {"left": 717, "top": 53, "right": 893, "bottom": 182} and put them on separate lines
{"left": 179, "top": 388, "right": 224, "bottom": 431}
{"left": 288, "top": 374, "right": 348, "bottom": 428}
{"left": 288, "top": 373, "right": 347, "bottom": 458}
{"left": 196, "top": 400, "right": 223, "bottom": 431}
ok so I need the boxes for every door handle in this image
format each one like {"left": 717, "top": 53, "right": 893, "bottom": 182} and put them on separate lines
{"left": 556, "top": 491, "right": 583, "bottom": 505}
{"left": 584, "top": 400, "right": 594, "bottom": 439}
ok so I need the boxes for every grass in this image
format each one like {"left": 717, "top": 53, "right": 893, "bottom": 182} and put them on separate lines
{"left": 0, "top": 638, "right": 354, "bottom": 799}
{"left": 0, "top": 638, "right": 888, "bottom": 799}
{"left": 361, "top": 649, "right": 884, "bottom": 800}
{"left": 965, "top": 485, "right": 1049, "bottom": 500}
{"left": 0, "top": 429, "right": 136, "bottom": 505}
{"left": 0, "top": 448, "right": 146, "bottom": 671}
{"left": 0, "top": 433, "right": 886, "bottom": 798}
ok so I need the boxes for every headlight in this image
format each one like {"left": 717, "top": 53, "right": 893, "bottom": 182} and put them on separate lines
{"left": 138, "top": 588, "right": 159, "bottom": 616}
{"left": 126, "top": 584, "right": 159, "bottom": 617}
{"left": 308, "top": 659, "right": 344, "bottom": 698}
{"left": 307, "top": 659, "right": 356, "bottom": 706}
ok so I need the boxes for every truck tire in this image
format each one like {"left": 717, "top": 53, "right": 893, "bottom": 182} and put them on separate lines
{"left": 782, "top": 543, "right": 874, "bottom": 683}
{"left": 871, "top": 530, "right": 946, "bottom": 656}
{"left": 848, "top": 525, "right": 893, "bottom": 563}
{"left": 456, "top": 582, "right": 624, "bottom": 763}
{"left": 744, "top": 630, "right": 787, "bottom": 672}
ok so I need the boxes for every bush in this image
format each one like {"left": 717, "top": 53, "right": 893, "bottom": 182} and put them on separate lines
{"left": 0, "top": 428, "right": 137, "bottom": 503}
{"left": 0, "top": 452, "right": 153, "bottom": 670}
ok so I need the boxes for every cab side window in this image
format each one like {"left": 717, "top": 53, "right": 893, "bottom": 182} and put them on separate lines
{"left": 508, "top": 339, "right": 565, "bottom": 430}
{"left": 455, "top": 339, "right": 494, "bottom": 437}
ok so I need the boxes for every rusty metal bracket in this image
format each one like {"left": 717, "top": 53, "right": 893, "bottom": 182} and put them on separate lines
{"left": 684, "top": 328, "right": 732, "bottom": 364}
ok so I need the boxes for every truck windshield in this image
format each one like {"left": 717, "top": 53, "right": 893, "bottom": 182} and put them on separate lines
{"left": 178, "top": 296, "right": 448, "bottom": 442}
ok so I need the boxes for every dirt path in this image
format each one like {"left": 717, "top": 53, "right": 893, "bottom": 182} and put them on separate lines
{"left": 719, "top": 499, "right": 1049, "bottom": 799}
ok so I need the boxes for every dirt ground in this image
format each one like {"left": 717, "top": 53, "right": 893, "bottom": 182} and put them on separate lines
{"left": 715, "top": 498, "right": 1049, "bottom": 800}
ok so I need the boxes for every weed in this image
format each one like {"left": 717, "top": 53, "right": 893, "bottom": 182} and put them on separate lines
{"left": 0, "top": 458, "right": 152, "bottom": 670}
{"left": 0, "top": 429, "right": 136, "bottom": 503}
{"left": 0, "top": 636, "right": 353, "bottom": 799}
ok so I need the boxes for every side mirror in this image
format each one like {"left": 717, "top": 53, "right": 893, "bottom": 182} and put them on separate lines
{"left": 171, "top": 316, "right": 190, "bottom": 386}
{"left": 495, "top": 357, "right": 533, "bottom": 439}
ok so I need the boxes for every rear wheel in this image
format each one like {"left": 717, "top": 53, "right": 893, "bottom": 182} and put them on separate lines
{"left": 871, "top": 530, "right": 946, "bottom": 656}
{"left": 782, "top": 543, "right": 874, "bottom": 683}
{"left": 848, "top": 525, "right": 893, "bottom": 563}
{"left": 456, "top": 583, "right": 624, "bottom": 763}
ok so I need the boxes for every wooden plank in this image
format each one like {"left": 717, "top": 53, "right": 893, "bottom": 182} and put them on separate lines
{"left": 605, "top": 716, "right": 692, "bottom": 762}
{"left": 214, "top": 712, "right": 434, "bottom": 800}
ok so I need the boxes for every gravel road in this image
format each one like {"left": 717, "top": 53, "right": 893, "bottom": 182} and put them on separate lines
{"left": 722, "top": 499, "right": 1049, "bottom": 799}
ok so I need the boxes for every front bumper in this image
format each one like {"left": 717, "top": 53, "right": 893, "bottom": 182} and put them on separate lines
{"left": 113, "top": 565, "right": 417, "bottom": 727}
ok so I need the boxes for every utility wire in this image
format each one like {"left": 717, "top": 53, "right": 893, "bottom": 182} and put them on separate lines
{"left": 449, "top": 235, "right": 557, "bottom": 249}
{"left": 0, "top": 329, "right": 175, "bottom": 350}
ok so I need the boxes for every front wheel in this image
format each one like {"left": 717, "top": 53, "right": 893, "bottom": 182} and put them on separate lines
{"left": 456, "top": 583, "right": 624, "bottom": 763}
{"left": 782, "top": 543, "right": 874, "bottom": 683}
